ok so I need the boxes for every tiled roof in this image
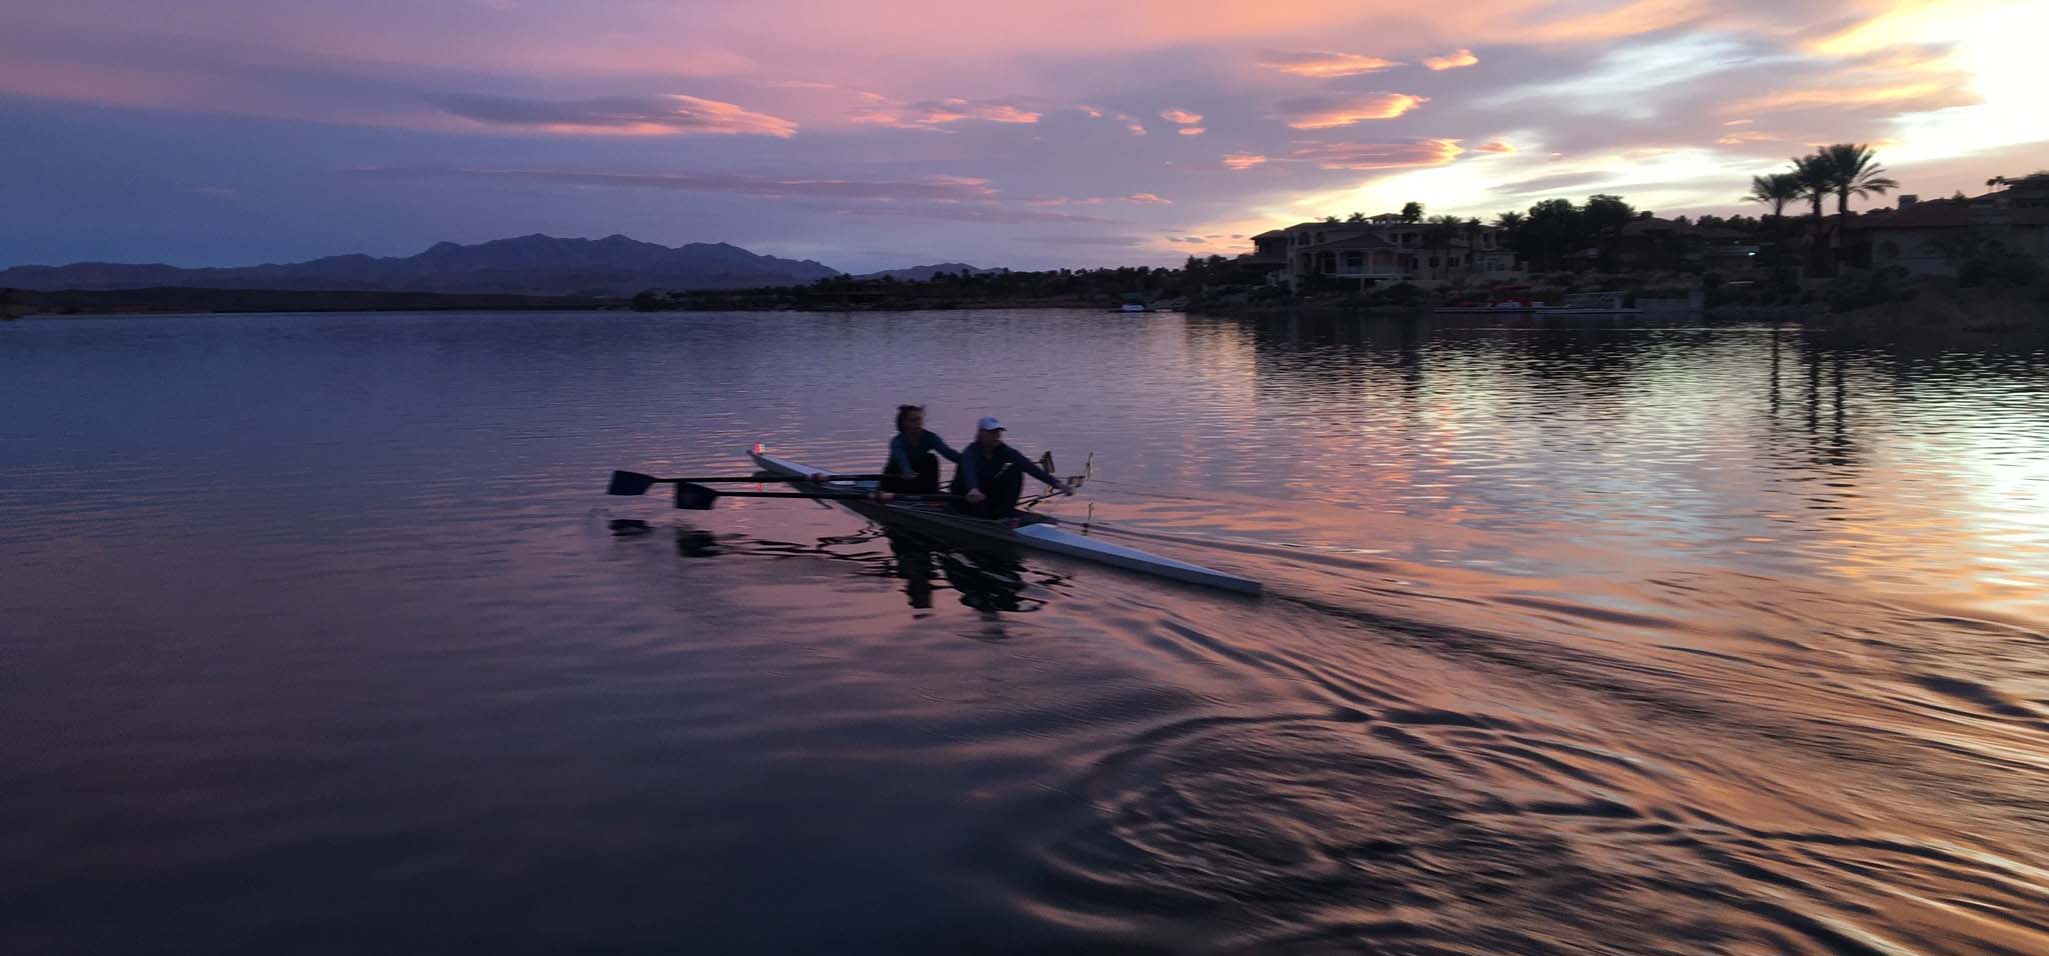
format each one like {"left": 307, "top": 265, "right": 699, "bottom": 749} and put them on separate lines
{"left": 1848, "top": 202, "right": 2049, "bottom": 230}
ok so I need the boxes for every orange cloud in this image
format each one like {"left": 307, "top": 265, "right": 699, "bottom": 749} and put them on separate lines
{"left": 1474, "top": 140, "right": 1516, "bottom": 153}
{"left": 1424, "top": 48, "right": 1480, "bottom": 70}
{"left": 1724, "top": 80, "right": 1964, "bottom": 115}
{"left": 1277, "top": 93, "right": 1427, "bottom": 129}
{"left": 1223, "top": 153, "right": 1268, "bottom": 169}
{"left": 1715, "top": 129, "right": 1775, "bottom": 145}
{"left": 1160, "top": 108, "right": 1203, "bottom": 124}
{"left": 429, "top": 93, "right": 798, "bottom": 137}
{"left": 1179, "top": 126, "right": 1206, "bottom": 136}
{"left": 1289, "top": 139, "right": 1464, "bottom": 170}
{"left": 1255, "top": 50, "right": 1402, "bottom": 77}
{"left": 1519, "top": 0, "right": 1713, "bottom": 44}
{"left": 1116, "top": 113, "right": 1147, "bottom": 135}
{"left": 1076, "top": 105, "right": 1105, "bottom": 118}
{"left": 851, "top": 96, "right": 1041, "bottom": 129}
{"left": 1125, "top": 192, "right": 1172, "bottom": 204}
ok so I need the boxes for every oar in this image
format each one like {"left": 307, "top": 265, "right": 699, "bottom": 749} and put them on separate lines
{"left": 607, "top": 470, "right": 883, "bottom": 496}
{"left": 674, "top": 482, "right": 958, "bottom": 511}
{"left": 1022, "top": 451, "right": 1091, "bottom": 511}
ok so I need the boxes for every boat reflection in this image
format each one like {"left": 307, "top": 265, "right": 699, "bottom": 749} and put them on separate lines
{"left": 879, "top": 525, "right": 1051, "bottom": 613}
{"left": 672, "top": 522, "right": 1061, "bottom": 614}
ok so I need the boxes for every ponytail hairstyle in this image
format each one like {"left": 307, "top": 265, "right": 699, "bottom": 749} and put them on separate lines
{"left": 895, "top": 404, "right": 925, "bottom": 433}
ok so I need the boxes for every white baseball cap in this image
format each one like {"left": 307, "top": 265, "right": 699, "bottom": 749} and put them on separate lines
{"left": 977, "top": 416, "right": 1005, "bottom": 431}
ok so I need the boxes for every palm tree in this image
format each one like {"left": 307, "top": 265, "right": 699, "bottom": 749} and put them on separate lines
{"left": 1745, "top": 172, "right": 1804, "bottom": 220}
{"left": 1792, "top": 152, "right": 1833, "bottom": 275}
{"left": 1816, "top": 143, "right": 1897, "bottom": 271}
{"left": 1425, "top": 214, "right": 1464, "bottom": 277}
{"left": 1463, "top": 217, "right": 1484, "bottom": 272}
{"left": 1493, "top": 211, "right": 1526, "bottom": 270}
{"left": 1819, "top": 143, "right": 1897, "bottom": 226}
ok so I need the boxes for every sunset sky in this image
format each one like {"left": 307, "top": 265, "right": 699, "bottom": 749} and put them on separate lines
{"left": 4, "top": 0, "right": 2045, "bottom": 272}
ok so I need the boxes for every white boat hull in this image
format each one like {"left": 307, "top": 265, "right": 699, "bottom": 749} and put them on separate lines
{"left": 750, "top": 449, "right": 1261, "bottom": 595}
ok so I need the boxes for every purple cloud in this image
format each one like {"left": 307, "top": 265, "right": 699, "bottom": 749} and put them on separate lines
{"left": 428, "top": 93, "right": 798, "bottom": 137}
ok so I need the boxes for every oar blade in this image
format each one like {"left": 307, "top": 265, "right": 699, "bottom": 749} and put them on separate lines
{"left": 674, "top": 482, "right": 720, "bottom": 510}
{"left": 608, "top": 470, "right": 661, "bottom": 496}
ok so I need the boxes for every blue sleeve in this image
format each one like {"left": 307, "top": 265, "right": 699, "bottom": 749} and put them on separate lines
{"left": 883, "top": 435, "right": 906, "bottom": 475}
{"left": 1011, "top": 446, "right": 1059, "bottom": 486}
{"left": 926, "top": 433, "right": 961, "bottom": 464}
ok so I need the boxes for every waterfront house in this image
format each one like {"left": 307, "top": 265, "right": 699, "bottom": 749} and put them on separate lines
{"left": 1615, "top": 218, "right": 1765, "bottom": 273}
{"left": 1843, "top": 186, "right": 2049, "bottom": 277}
{"left": 1244, "top": 218, "right": 1519, "bottom": 290}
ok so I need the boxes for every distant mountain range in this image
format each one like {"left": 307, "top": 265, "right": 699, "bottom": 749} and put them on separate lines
{"left": 851, "top": 262, "right": 999, "bottom": 282}
{"left": 0, "top": 235, "right": 901, "bottom": 297}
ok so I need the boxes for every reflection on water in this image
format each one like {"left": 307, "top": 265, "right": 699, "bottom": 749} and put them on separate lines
{"left": 2, "top": 309, "right": 2047, "bottom": 954}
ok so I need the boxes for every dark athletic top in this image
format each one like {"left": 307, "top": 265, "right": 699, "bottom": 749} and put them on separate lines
{"left": 885, "top": 430, "right": 961, "bottom": 478}
{"left": 955, "top": 441, "right": 1059, "bottom": 494}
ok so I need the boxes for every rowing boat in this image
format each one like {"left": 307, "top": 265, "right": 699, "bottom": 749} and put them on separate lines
{"left": 750, "top": 448, "right": 1261, "bottom": 595}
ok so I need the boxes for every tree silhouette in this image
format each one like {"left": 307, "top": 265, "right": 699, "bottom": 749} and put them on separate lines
{"left": 1819, "top": 143, "right": 1897, "bottom": 225}
{"left": 1583, "top": 194, "right": 1636, "bottom": 272}
{"left": 1745, "top": 172, "right": 1804, "bottom": 220}
{"left": 1792, "top": 153, "right": 1833, "bottom": 275}
{"left": 1522, "top": 198, "right": 1581, "bottom": 272}
{"left": 1399, "top": 201, "right": 1424, "bottom": 223}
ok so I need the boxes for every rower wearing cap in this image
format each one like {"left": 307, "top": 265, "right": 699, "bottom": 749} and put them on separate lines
{"left": 952, "top": 416, "right": 1074, "bottom": 519}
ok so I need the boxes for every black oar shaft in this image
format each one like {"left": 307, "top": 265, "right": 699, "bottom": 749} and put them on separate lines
{"left": 679, "top": 474, "right": 885, "bottom": 483}
{"left": 698, "top": 489, "right": 956, "bottom": 501}
{"left": 607, "top": 469, "right": 883, "bottom": 496}
{"left": 673, "top": 479, "right": 959, "bottom": 510}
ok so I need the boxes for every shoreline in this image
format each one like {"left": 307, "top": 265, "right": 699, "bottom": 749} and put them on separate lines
{"left": 3, "top": 287, "right": 624, "bottom": 317}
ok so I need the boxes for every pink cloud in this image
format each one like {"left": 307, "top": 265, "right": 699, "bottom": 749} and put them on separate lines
{"left": 1423, "top": 49, "right": 1480, "bottom": 70}
{"left": 1160, "top": 108, "right": 1203, "bottom": 125}
{"left": 1276, "top": 93, "right": 1427, "bottom": 129}
{"left": 1223, "top": 153, "right": 1268, "bottom": 170}
{"left": 1076, "top": 105, "right": 1105, "bottom": 118}
{"left": 1125, "top": 192, "right": 1172, "bottom": 204}
{"left": 837, "top": 206, "right": 1118, "bottom": 224}
{"left": 429, "top": 93, "right": 798, "bottom": 137}
{"left": 1179, "top": 126, "right": 1206, "bottom": 136}
{"left": 1115, "top": 113, "right": 1147, "bottom": 135}
{"left": 1288, "top": 139, "right": 1465, "bottom": 170}
{"left": 1474, "top": 140, "right": 1516, "bottom": 153}
{"left": 851, "top": 96, "right": 1041, "bottom": 129}
{"left": 1256, "top": 50, "right": 1402, "bottom": 77}
{"left": 354, "top": 166, "right": 1004, "bottom": 202}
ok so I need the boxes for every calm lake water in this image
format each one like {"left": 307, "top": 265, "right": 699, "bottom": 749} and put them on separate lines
{"left": 4, "top": 308, "right": 2048, "bottom": 955}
